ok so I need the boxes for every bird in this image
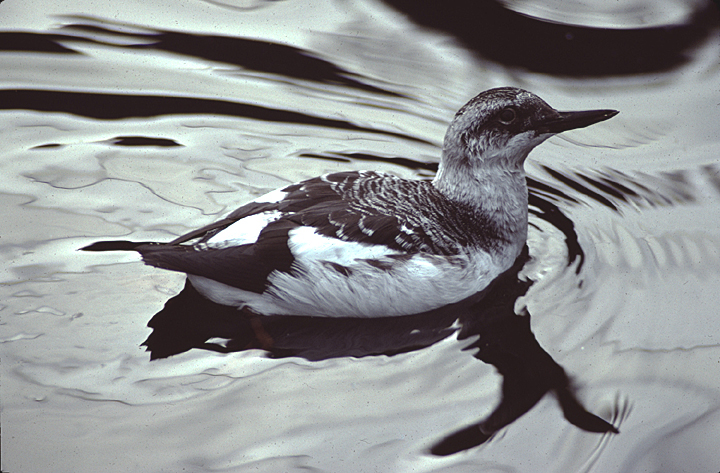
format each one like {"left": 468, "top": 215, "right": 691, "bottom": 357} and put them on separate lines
{"left": 82, "top": 87, "right": 617, "bottom": 318}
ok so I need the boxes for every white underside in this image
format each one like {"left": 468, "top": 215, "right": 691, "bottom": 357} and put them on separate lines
{"left": 189, "top": 225, "right": 521, "bottom": 317}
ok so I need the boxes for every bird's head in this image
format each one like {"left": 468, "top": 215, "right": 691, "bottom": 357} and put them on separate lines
{"left": 442, "top": 87, "right": 618, "bottom": 171}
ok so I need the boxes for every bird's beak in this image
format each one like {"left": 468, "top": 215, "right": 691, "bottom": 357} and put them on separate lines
{"left": 537, "top": 109, "right": 618, "bottom": 134}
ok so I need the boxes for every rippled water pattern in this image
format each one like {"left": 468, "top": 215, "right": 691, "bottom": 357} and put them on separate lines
{"left": 2, "top": 0, "right": 720, "bottom": 472}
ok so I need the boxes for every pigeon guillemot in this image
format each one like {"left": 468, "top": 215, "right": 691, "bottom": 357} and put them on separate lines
{"left": 83, "top": 87, "right": 617, "bottom": 317}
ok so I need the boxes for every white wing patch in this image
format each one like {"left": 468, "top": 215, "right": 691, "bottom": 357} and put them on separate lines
{"left": 206, "top": 210, "right": 283, "bottom": 248}
{"left": 286, "top": 226, "right": 402, "bottom": 265}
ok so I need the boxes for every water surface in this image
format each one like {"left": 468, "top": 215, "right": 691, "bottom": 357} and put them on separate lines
{"left": 2, "top": 0, "right": 720, "bottom": 472}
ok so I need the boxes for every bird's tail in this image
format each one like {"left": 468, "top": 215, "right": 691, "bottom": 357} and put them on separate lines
{"left": 81, "top": 240, "right": 201, "bottom": 276}
{"left": 80, "top": 240, "right": 156, "bottom": 252}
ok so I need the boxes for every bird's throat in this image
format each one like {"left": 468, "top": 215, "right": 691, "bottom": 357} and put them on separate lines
{"left": 433, "top": 162, "right": 529, "bottom": 241}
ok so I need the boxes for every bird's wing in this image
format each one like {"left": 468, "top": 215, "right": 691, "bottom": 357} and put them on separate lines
{"left": 133, "top": 218, "right": 298, "bottom": 294}
{"left": 123, "top": 172, "right": 424, "bottom": 293}
{"left": 162, "top": 171, "right": 411, "bottom": 248}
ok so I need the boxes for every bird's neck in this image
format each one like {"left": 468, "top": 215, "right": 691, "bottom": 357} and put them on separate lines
{"left": 432, "top": 156, "right": 529, "bottom": 242}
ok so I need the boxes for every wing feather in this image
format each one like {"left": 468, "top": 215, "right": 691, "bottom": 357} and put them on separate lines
{"left": 135, "top": 219, "right": 297, "bottom": 294}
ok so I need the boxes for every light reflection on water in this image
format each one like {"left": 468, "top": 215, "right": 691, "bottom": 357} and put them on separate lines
{"left": 2, "top": 0, "right": 720, "bottom": 471}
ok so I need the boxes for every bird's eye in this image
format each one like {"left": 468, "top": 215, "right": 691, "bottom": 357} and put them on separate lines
{"left": 498, "top": 108, "right": 516, "bottom": 124}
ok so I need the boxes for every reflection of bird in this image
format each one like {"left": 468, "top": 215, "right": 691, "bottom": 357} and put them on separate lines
{"left": 83, "top": 87, "right": 617, "bottom": 317}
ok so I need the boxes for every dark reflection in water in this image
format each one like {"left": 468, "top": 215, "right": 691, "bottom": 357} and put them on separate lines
{"left": 0, "top": 32, "right": 80, "bottom": 54}
{"left": 0, "top": 89, "right": 429, "bottom": 144}
{"left": 0, "top": 21, "right": 402, "bottom": 97}
{"left": 111, "top": 136, "right": 183, "bottom": 147}
{"left": 543, "top": 166, "right": 619, "bottom": 210}
{"left": 383, "top": 0, "right": 720, "bottom": 76}
{"left": 540, "top": 165, "right": 701, "bottom": 210}
{"left": 140, "top": 245, "right": 617, "bottom": 455}
{"left": 527, "top": 191, "right": 585, "bottom": 272}
{"left": 301, "top": 152, "right": 440, "bottom": 173}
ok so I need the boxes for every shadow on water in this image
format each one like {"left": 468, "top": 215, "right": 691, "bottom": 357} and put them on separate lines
{"left": 141, "top": 244, "right": 616, "bottom": 456}
{"left": 382, "top": 0, "right": 720, "bottom": 76}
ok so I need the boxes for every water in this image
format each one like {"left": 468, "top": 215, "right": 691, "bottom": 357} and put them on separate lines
{"left": 2, "top": 0, "right": 720, "bottom": 471}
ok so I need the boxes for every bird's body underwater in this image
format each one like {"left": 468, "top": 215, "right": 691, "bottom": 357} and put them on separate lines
{"left": 83, "top": 87, "right": 617, "bottom": 318}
